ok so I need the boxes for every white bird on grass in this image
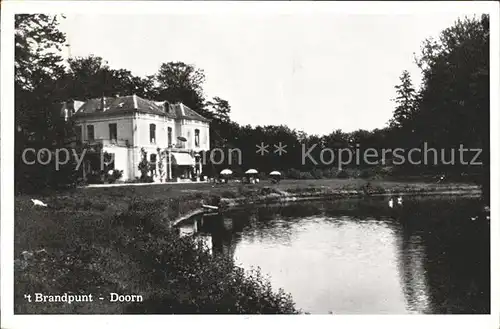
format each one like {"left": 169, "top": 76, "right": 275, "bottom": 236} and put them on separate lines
{"left": 388, "top": 198, "right": 394, "bottom": 208}
{"left": 397, "top": 196, "right": 403, "bottom": 206}
{"left": 31, "top": 199, "right": 48, "bottom": 207}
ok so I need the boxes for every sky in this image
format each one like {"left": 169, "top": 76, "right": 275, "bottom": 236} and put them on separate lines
{"left": 58, "top": 11, "right": 487, "bottom": 135}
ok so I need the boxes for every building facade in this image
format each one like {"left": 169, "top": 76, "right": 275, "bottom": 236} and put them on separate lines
{"left": 63, "top": 94, "right": 210, "bottom": 182}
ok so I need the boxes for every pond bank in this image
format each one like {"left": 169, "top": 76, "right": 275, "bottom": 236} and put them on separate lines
{"left": 215, "top": 184, "right": 482, "bottom": 209}
{"left": 14, "top": 189, "right": 299, "bottom": 314}
{"left": 14, "top": 179, "right": 481, "bottom": 314}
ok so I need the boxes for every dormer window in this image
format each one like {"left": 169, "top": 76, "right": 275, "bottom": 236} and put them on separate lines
{"left": 150, "top": 124, "right": 156, "bottom": 144}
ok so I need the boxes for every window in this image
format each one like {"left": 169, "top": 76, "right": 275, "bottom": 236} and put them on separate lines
{"left": 109, "top": 123, "right": 117, "bottom": 142}
{"left": 150, "top": 154, "right": 157, "bottom": 175}
{"left": 150, "top": 124, "right": 156, "bottom": 144}
{"left": 87, "top": 125, "right": 95, "bottom": 141}
{"left": 167, "top": 127, "right": 172, "bottom": 146}
{"left": 195, "top": 129, "right": 200, "bottom": 147}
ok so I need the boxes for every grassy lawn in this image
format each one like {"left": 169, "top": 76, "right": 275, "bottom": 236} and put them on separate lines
{"left": 23, "top": 177, "right": 479, "bottom": 200}
{"left": 14, "top": 178, "right": 479, "bottom": 314}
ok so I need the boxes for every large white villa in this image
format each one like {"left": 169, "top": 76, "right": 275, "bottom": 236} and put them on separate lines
{"left": 62, "top": 94, "right": 210, "bottom": 182}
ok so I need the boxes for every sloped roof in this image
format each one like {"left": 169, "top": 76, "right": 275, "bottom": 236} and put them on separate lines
{"left": 170, "top": 103, "right": 210, "bottom": 122}
{"left": 58, "top": 100, "right": 85, "bottom": 117}
{"left": 72, "top": 95, "right": 209, "bottom": 122}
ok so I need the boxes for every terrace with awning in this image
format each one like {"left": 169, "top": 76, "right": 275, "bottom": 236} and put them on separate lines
{"left": 170, "top": 152, "right": 195, "bottom": 166}
{"left": 164, "top": 151, "right": 202, "bottom": 181}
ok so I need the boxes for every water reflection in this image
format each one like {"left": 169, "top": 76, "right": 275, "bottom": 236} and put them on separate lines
{"left": 396, "top": 231, "right": 432, "bottom": 314}
{"left": 177, "top": 196, "right": 490, "bottom": 314}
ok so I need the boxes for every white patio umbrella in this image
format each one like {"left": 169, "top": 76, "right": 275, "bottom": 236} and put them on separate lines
{"left": 220, "top": 169, "right": 233, "bottom": 175}
{"left": 245, "top": 169, "right": 258, "bottom": 175}
{"left": 269, "top": 171, "right": 281, "bottom": 176}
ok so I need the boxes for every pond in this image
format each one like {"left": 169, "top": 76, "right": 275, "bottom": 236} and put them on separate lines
{"left": 178, "top": 196, "right": 490, "bottom": 314}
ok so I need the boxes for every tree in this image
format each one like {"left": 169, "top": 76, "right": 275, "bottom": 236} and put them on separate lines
{"left": 64, "top": 55, "right": 110, "bottom": 99}
{"left": 152, "top": 62, "right": 208, "bottom": 116}
{"left": 206, "top": 97, "right": 231, "bottom": 123}
{"left": 15, "top": 14, "right": 73, "bottom": 192}
{"left": 412, "top": 14, "right": 489, "bottom": 201}
{"left": 414, "top": 15, "right": 489, "bottom": 150}
{"left": 64, "top": 55, "right": 155, "bottom": 99}
{"left": 15, "top": 14, "right": 67, "bottom": 139}
{"left": 389, "top": 70, "right": 417, "bottom": 129}
{"left": 205, "top": 96, "right": 236, "bottom": 166}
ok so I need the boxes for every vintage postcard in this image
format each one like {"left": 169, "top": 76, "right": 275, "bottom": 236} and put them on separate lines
{"left": 1, "top": 1, "right": 499, "bottom": 329}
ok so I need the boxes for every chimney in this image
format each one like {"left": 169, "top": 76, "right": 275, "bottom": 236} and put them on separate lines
{"left": 100, "top": 96, "right": 109, "bottom": 112}
{"left": 63, "top": 104, "right": 69, "bottom": 122}
{"left": 67, "top": 100, "right": 74, "bottom": 119}
{"left": 133, "top": 94, "right": 138, "bottom": 109}
{"left": 60, "top": 101, "right": 71, "bottom": 121}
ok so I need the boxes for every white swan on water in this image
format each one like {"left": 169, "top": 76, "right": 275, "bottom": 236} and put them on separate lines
{"left": 397, "top": 196, "right": 403, "bottom": 206}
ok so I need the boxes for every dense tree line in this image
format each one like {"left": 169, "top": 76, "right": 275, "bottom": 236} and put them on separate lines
{"left": 15, "top": 14, "right": 490, "bottom": 203}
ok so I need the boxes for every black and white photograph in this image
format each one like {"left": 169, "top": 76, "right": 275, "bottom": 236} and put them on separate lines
{"left": 1, "top": 1, "right": 499, "bottom": 328}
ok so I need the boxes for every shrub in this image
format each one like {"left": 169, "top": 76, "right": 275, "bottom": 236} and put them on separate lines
{"left": 322, "top": 168, "right": 338, "bottom": 178}
{"left": 138, "top": 148, "right": 151, "bottom": 181}
{"left": 125, "top": 177, "right": 142, "bottom": 184}
{"left": 124, "top": 232, "right": 298, "bottom": 314}
{"left": 378, "top": 166, "right": 394, "bottom": 176}
{"left": 140, "top": 175, "right": 154, "bottom": 183}
{"left": 87, "top": 172, "right": 104, "bottom": 184}
{"left": 106, "top": 170, "right": 124, "bottom": 184}
{"left": 285, "top": 168, "right": 301, "bottom": 179}
{"left": 359, "top": 168, "right": 375, "bottom": 179}
{"left": 259, "top": 187, "right": 280, "bottom": 196}
{"left": 311, "top": 168, "right": 324, "bottom": 179}
{"left": 203, "top": 195, "right": 221, "bottom": 206}
{"left": 299, "top": 172, "right": 314, "bottom": 180}
{"left": 232, "top": 167, "right": 244, "bottom": 178}
{"left": 112, "top": 170, "right": 123, "bottom": 180}
{"left": 336, "top": 170, "right": 349, "bottom": 179}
